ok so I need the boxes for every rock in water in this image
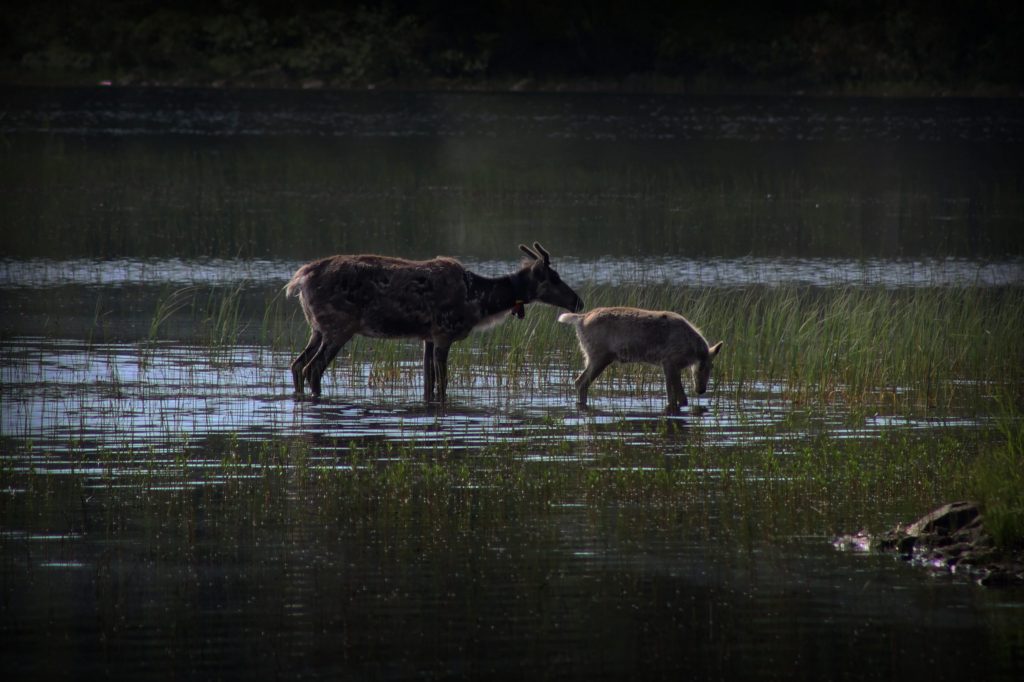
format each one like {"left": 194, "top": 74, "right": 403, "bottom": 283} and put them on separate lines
{"left": 833, "top": 501, "right": 1024, "bottom": 587}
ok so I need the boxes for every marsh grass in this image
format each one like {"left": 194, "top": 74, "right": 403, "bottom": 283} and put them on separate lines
{"left": 202, "top": 282, "right": 246, "bottom": 349}
{"left": 3, "top": 426, "right": 981, "bottom": 549}
{"left": 259, "top": 287, "right": 302, "bottom": 351}
{"left": 16, "top": 281, "right": 1018, "bottom": 431}
{"left": 145, "top": 283, "right": 256, "bottom": 363}
{"left": 649, "top": 285, "right": 1022, "bottom": 411}
{"left": 147, "top": 286, "right": 202, "bottom": 343}
{"left": 64, "top": 280, "right": 1017, "bottom": 548}
{"left": 971, "top": 396, "right": 1024, "bottom": 548}
{"left": 456, "top": 284, "right": 1021, "bottom": 412}
{"left": 236, "top": 281, "right": 1024, "bottom": 411}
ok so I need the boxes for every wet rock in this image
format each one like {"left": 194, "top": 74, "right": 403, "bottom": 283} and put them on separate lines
{"left": 832, "top": 530, "right": 872, "bottom": 552}
{"left": 833, "top": 501, "right": 1024, "bottom": 587}
{"left": 905, "top": 500, "right": 979, "bottom": 537}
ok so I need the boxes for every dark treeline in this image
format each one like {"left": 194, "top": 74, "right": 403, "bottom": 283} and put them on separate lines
{"left": 2, "top": 0, "right": 1022, "bottom": 92}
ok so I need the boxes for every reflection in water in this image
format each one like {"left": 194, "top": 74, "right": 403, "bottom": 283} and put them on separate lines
{"left": 3, "top": 90, "right": 1022, "bottom": 263}
{"left": 4, "top": 88, "right": 1023, "bottom": 144}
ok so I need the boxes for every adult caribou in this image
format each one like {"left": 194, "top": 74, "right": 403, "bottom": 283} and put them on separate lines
{"left": 286, "top": 242, "right": 583, "bottom": 403}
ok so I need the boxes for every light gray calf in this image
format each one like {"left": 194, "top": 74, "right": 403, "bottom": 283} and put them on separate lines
{"left": 558, "top": 306, "right": 723, "bottom": 413}
{"left": 286, "top": 242, "right": 584, "bottom": 403}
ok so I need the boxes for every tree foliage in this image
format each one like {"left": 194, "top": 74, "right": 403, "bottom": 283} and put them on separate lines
{"left": 2, "top": 0, "right": 1021, "bottom": 90}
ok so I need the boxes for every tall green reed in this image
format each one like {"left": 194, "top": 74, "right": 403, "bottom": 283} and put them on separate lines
{"left": 202, "top": 282, "right": 246, "bottom": 348}
{"left": 557, "top": 284, "right": 1023, "bottom": 412}
{"left": 971, "top": 395, "right": 1024, "bottom": 548}
{"left": 148, "top": 286, "right": 201, "bottom": 343}
{"left": 242, "top": 281, "right": 1024, "bottom": 411}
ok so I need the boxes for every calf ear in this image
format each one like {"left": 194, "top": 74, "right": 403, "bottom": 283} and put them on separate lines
{"left": 519, "top": 244, "right": 539, "bottom": 261}
{"left": 709, "top": 341, "right": 723, "bottom": 357}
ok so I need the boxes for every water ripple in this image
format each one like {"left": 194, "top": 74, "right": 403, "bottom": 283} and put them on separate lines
{"left": 2, "top": 256, "right": 1020, "bottom": 290}
{"left": 0, "top": 339, "right": 988, "bottom": 468}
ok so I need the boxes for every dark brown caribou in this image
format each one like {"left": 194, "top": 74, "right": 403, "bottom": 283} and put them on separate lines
{"left": 286, "top": 242, "right": 583, "bottom": 402}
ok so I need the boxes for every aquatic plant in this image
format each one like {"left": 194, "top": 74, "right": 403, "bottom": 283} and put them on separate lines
{"left": 2, "top": 423, "right": 979, "bottom": 548}
{"left": 242, "top": 281, "right": 1024, "bottom": 413}
{"left": 148, "top": 285, "right": 201, "bottom": 343}
{"left": 971, "top": 396, "right": 1024, "bottom": 548}
{"left": 463, "top": 284, "right": 1020, "bottom": 413}
{"left": 202, "top": 282, "right": 247, "bottom": 349}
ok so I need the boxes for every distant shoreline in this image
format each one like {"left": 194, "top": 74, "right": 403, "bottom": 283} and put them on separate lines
{"left": 3, "top": 73, "right": 1021, "bottom": 99}
{"left": 8, "top": 1, "right": 1020, "bottom": 100}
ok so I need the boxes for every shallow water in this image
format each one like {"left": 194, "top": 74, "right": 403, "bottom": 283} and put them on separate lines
{"left": 0, "top": 338, "right": 988, "bottom": 457}
{"left": 2, "top": 88, "right": 1023, "bottom": 680}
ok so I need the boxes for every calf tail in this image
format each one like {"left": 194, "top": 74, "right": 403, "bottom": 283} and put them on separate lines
{"left": 557, "top": 312, "right": 583, "bottom": 326}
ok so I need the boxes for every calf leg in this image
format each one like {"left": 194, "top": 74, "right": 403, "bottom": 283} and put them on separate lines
{"left": 432, "top": 343, "right": 451, "bottom": 403}
{"left": 291, "top": 329, "right": 322, "bottom": 394}
{"left": 423, "top": 340, "right": 435, "bottom": 402}
{"left": 662, "top": 363, "right": 687, "bottom": 414}
{"left": 574, "top": 354, "right": 613, "bottom": 408}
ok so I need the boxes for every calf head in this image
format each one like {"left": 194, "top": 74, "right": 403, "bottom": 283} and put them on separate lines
{"left": 692, "top": 341, "right": 724, "bottom": 394}
{"left": 519, "top": 242, "right": 584, "bottom": 312}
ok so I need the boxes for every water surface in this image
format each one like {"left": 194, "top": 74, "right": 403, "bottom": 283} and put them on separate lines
{"left": 2, "top": 87, "right": 1022, "bottom": 680}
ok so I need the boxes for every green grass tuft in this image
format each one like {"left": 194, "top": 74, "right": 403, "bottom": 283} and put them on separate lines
{"left": 971, "top": 395, "right": 1024, "bottom": 549}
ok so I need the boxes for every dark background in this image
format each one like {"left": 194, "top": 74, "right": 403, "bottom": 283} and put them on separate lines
{"left": 2, "top": 0, "right": 1022, "bottom": 92}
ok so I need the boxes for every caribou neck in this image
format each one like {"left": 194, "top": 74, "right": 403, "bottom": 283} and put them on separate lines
{"left": 468, "top": 269, "right": 533, "bottom": 318}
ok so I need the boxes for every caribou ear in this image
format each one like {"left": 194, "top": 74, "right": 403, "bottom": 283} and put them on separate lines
{"left": 533, "top": 242, "right": 551, "bottom": 265}
{"left": 519, "top": 244, "right": 539, "bottom": 261}
{"left": 708, "top": 341, "right": 724, "bottom": 358}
